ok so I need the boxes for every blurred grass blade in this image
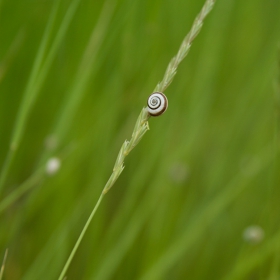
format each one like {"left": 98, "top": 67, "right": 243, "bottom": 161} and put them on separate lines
{"left": 224, "top": 229, "right": 280, "bottom": 280}
{"left": 52, "top": 0, "right": 117, "bottom": 142}
{"left": 0, "top": 29, "right": 25, "bottom": 83}
{"left": 0, "top": 142, "right": 74, "bottom": 213}
{"left": 0, "top": 0, "right": 115, "bottom": 213}
{"left": 0, "top": 0, "right": 61, "bottom": 194}
{"left": 92, "top": 175, "right": 162, "bottom": 280}
{"left": 139, "top": 145, "right": 278, "bottom": 280}
{"left": 0, "top": 167, "right": 44, "bottom": 214}
{"left": 31, "top": 0, "right": 82, "bottom": 108}
{"left": 0, "top": 0, "right": 81, "bottom": 195}
{"left": 1, "top": 0, "right": 117, "bottom": 206}
{"left": 0, "top": 249, "right": 8, "bottom": 280}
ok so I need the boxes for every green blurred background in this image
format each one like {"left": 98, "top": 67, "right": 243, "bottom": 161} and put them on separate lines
{"left": 0, "top": 0, "right": 280, "bottom": 279}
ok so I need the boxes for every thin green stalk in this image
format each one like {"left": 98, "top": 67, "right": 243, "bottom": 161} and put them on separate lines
{"left": 0, "top": 0, "right": 61, "bottom": 195}
{"left": 58, "top": 193, "right": 104, "bottom": 280}
{"left": 0, "top": 168, "right": 44, "bottom": 214}
{"left": 0, "top": 249, "right": 8, "bottom": 280}
{"left": 58, "top": 0, "right": 215, "bottom": 278}
{"left": 92, "top": 168, "right": 163, "bottom": 280}
{"left": 57, "top": 107, "right": 150, "bottom": 280}
{"left": 0, "top": 151, "right": 14, "bottom": 197}
{"left": 274, "top": 47, "right": 280, "bottom": 146}
{"left": 0, "top": 29, "right": 25, "bottom": 83}
{"left": 31, "top": 0, "right": 82, "bottom": 110}
{"left": 53, "top": 0, "right": 117, "bottom": 142}
{"left": 0, "top": 142, "right": 74, "bottom": 214}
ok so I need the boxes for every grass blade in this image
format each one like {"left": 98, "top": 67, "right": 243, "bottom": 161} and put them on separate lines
{"left": 0, "top": 0, "right": 61, "bottom": 194}
{"left": 0, "top": 249, "right": 8, "bottom": 280}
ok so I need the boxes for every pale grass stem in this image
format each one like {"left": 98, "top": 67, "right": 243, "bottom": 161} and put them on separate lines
{"left": 155, "top": 0, "right": 215, "bottom": 92}
{"left": 58, "top": 0, "right": 216, "bottom": 279}
{"left": 0, "top": 249, "right": 8, "bottom": 280}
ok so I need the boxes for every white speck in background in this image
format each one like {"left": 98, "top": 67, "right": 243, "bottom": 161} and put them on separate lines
{"left": 243, "top": 225, "right": 264, "bottom": 244}
{"left": 46, "top": 157, "right": 61, "bottom": 176}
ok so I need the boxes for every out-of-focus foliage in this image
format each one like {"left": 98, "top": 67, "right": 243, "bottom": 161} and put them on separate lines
{"left": 0, "top": 0, "right": 280, "bottom": 279}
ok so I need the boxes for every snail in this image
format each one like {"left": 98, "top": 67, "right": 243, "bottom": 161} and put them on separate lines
{"left": 147, "top": 92, "right": 168, "bottom": 116}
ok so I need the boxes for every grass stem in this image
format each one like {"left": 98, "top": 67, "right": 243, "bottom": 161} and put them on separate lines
{"left": 0, "top": 249, "right": 8, "bottom": 280}
{"left": 57, "top": 0, "right": 216, "bottom": 278}
{"left": 57, "top": 193, "right": 104, "bottom": 280}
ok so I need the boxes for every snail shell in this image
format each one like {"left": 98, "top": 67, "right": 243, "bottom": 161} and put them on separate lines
{"left": 147, "top": 92, "right": 168, "bottom": 116}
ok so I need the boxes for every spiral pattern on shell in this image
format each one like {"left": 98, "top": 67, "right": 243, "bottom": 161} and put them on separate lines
{"left": 147, "top": 92, "right": 168, "bottom": 117}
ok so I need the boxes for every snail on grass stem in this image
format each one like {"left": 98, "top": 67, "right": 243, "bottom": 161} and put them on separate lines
{"left": 147, "top": 92, "right": 168, "bottom": 117}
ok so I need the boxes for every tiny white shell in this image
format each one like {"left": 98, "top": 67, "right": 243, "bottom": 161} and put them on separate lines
{"left": 147, "top": 92, "right": 168, "bottom": 116}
